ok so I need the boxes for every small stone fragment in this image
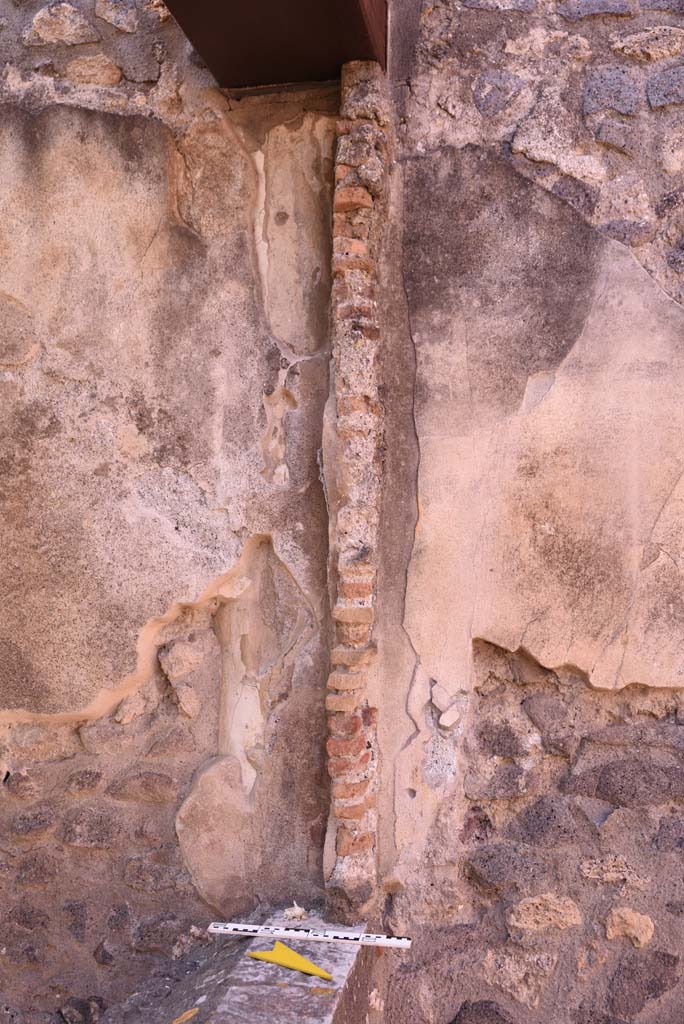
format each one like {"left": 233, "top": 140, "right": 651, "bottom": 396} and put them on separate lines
{"left": 608, "top": 950, "right": 679, "bottom": 1018}
{"left": 65, "top": 54, "right": 122, "bottom": 87}
{"left": 23, "top": 3, "right": 100, "bottom": 46}
{"left": 431, "top": 681, "right": 453, "bottom": 712}
{"left": 606, "top": 906, "right": 654, "bottom": 947}
{"left": 595, "top": 119, "right": 635, "bottom": 153}
{"left": 95, "top": 0, "right": 138, "bottom": 32}
{"left": 463, "top": 0, "right": 535, "bottom": 10}
{"left": 451, "top": 1002, "right": 514, "bottom": 1024}
{"left": 473, "top": 70, "right": 524, "bottom": 116}
{"left": 464, "top": 843, "right": 555, "bottom": 897}
{"left": 16, "top": 850, "right": 57, "bottom": 887}
{"left": 552, "top": 175, "right": 599, "bottom": 217}
{"left": 107, "top": 770, "right": 175, "bottom": 803}
{"left": 507, "top": 893, "right": 583, "bottom": 932}
{"left": 648, "top": 65, "right": 684, "bottom": 108}
{"left": 4, "top": 771, "right": 38, "bottom": 800}
{"left": 601, "top": 219, "right": 656, "bottom": 246}
{"left": 143, "top": 0, "right": 171, "bottom": 21}
{"left": 158, "top": 637, "right": 207, "bottom": 681}
{"left": 656, "top": 815, "right": 684, "bottom": 847}
{"left": 581, "top": 854, "right": 647, "bottom": 888}
{"left": 11, "top": 805, "right": 55, "bottom": 836}
{"left": 476, "top": 721, "right": 524, "bottom": 757}
{"left": 93, "top": 940, "right": 115, "bottom": 965}
{"left": 439, "top": 697, "right": 468, "bottom": 731}
{"left": 66, "top": 769, "right": 103, "bottom": 795}
{"left": 642, "top": 0, "right": 684, "bottom": 11}
{"left": 483, "top": 949, "right": 557, "bottom": 1008}
{"left": 584, "top": 66, "right": 642, "bottom": 114}
{"left": 134, "top": 912, "right": 181, "bottom": 953}
{"left": 595, "top": 757, "right": 684, "bottom": 804}
{"left": 8, "top": 900, "right": 49, "bottom": 931}
{"left": 558, "top": 0, "right": 630, "bottom": 17}
{"left": 172, "top": 682, "right": 200, "bottom": 718}
{"left": 513, "top": 89, "right": 606, "bottom": 182}
{"left": 59, "top": 997, "right": 105, "bottom": 1024}
{"left": 60, "top": 807, "right": 120, "bottom": 848}
{"left": 612, "top": 26, "right": 684, "bottom": 61}
{"left": 64, "top": 901, "right": 88, "bottom": 943}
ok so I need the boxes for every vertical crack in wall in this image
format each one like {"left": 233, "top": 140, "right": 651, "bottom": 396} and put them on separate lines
{"left": 323, "top": 62, "right": 392, "bottom": 920}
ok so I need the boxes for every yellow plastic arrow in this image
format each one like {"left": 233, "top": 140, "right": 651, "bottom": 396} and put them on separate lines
{"left": 247, "top": 941, "right": 333, "bottom": 980}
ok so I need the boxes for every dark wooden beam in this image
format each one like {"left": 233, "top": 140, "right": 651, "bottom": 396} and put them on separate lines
{"left": 165, "top": 0, "right": 388, "bottom": 89}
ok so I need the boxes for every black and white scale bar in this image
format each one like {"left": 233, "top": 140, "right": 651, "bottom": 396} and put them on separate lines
{"left": 207, "top": 922, "right": 412, "bottom": 949}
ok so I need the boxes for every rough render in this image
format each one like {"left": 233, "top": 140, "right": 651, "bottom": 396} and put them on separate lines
{"left": 370, "top": 0, "right": 684, "bottom": 1019}
{"left": 0, "top": 0, "right": 335, "bottom": 1013}
{"left": 3, "top": 0, "right": 684, "bottom": 1020}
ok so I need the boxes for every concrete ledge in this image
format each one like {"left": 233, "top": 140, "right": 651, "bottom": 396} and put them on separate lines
{"left": 102, "top": 915, "right": 370, "bottom": 1024}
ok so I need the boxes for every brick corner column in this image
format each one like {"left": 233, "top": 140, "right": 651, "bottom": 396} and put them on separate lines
{"left": 324, "top": 60, "right": 392, "bottom": 920}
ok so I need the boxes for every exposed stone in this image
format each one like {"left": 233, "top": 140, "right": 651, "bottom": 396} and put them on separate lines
{"left": 595, "top": 120, "right": 635, "bottom": 154}
{"left": 60, "top": 807, "right": 120, "bottom": 848}
{"left": 473, "top": 70, "right": 524, "bottom": 117}
{"left": 451, "top": 1003, "right": 514, "bottom": 1024}
{"left": 557, "top": 0, "right": 631, "bottom": 17}
{"left": 608, "top": 950, "right": 679, "bottom": 1018}
{"left": 107, "top": 771, "right": 175, "bottom": 804}
{"left": 59, "top": 997, "right": 105, "bottom": 1024}
{"left": 648, "top": 66, "right": 684, "bottom": 108}
{"left": 641, "top": 0, "right": 684, "bottom": 11}
{"left": 95, "top": 0, "right": 138, "bottom": 32}
{"left": 600, "top": 220, "right": 656, "bottom": 246}
{"left": 4, "top": 771, "right": 38, "bottom": 800}
{"left": 552, "top": 176, "right": 599, "bottom": 218}
{"left": 7, "top": 900, "right": 50, "bottom": 931}
{"left": 654, "top": 815, "right": 684, "bottom": 850}
{"left": 464, "top": 843, "right": 555, "bottom": 896}
{"left": 65, "top": 55, "right": 122, "bottom": 86}
{"left": 595, "top": 758, "right": 684, "bottom": 806}
{"left": 133, "top": 912, "right": 181, "bottom": 953}
{"left": 123, "top": 856, "right": 180, "bottom": 893}
{"left": 507, "top": 893, "right": 583, "bottom": 932}
{"left": 483, "top": 949, "right": 557, "bottom": 1008}
{"left": 606, "top": 906, "right": 654, "bottom": 947}
{"left": 513, "top": 89, "right": 606, "bottom": 182}
{"left": 170, "top": 682, "right": 200, "bottom": 719}
{"left": 580, "top": 854, "right": 647, "bottom": 888}
{"left": 584, "top": 67, "right": 642, "bottom": 115}
{"left": 145, "top": 724, "right": 196, "bottom": 758}
{"left": 66, "top": 769, "right": 103, "bottom": 795}
{"left": 476, "top": 721, "right": 524, "bottom": 758}
{"left": 64, "top": 900, "right": 88, "bottom": 943}
{"left": 93, "top": 940, "right": 115, "bottom": 966}
{"left": 464, "top": 762, "right": 525, "bottom": 800}
{"left": 651, "top": 237, "right": 682, "bottom": 281}
{"left": 339, "top": 60, "right": 390, "bottom": 125}
{"left": 509, "top": 795, "right": 583, "bottom": 845}
{"left": 612, "top": 27, "right": 684, "bottom": 61}
{"left": 431, "top": 682, "right": 453, "bottom": 713}
{"left": 11, "top": 806, "right": 55, "bottom": 837}
{"left": 16, "top": 850, "right": 57, "bottom": 887}
{"left": 462, "top": 0, "right": 535, "bottom": 10}
{"left": 439, "top": 696, "right": 468, "bottom": 731}
{"left": 158, "top": 637, "right": 208, "bottom": 682}
{"left": 23, "top": 3, "right": 100, "bottom": 45}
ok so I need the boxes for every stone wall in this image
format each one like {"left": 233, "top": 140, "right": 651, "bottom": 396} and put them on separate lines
{"left": 385, "top": 642, "right": 684, "bottom": 1022}
{"left": 364, "top": 1, "right": 684, "bottom": 1020}
{"left": 0, "top": 1, "right": 336, "bottom": 1015}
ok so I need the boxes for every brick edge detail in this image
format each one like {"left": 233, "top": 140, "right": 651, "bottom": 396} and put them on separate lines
{"left": 324, "top": 60, "right": 391, "bottom": 915}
